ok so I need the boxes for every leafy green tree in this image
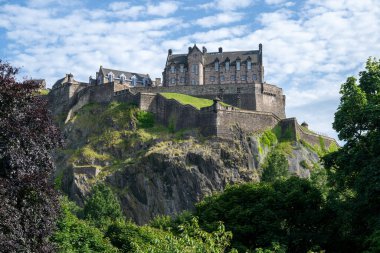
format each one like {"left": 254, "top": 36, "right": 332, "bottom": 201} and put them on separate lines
{"left": 196, "top": 177, "right": 325, "bottom": 252}
{"left": 52, "top": 197, "right": 118, "bottom": 252}
{"left": 261, "top": 150, "right": 289, "bottom": 182}
{"left": 0, "top": 61, "right": 61, "bottom": 252}
{"left": 83, "top": 183, "right": 124, "bottom": 230}
{"left": 106, "top": 217, "right": 234, "bottom": 253}
{"left": 323, "top": 57, "right": 380, "bottom": 252}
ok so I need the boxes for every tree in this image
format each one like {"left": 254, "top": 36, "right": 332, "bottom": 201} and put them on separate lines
{"left": 52, "top": 197, "right": 118, "bottom": 253}
{"left": 0, "top": 61, "right": 61, "bottom": 252}
{"left": 261, "top": 150, "right": 289, "bottom": 182}
{"left": 196, "top": 177, "right": 325, "bottom": 252}
{"left": 83, "top": 183, "right": 124, "bottom": 231}
{"left": 323, "top": 57, "right": 380, "bottom": 252}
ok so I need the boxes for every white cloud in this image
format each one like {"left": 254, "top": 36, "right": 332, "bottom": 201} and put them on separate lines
{"left": 265, "top": 0, "right": 287, "bottom": 5}
{"left": 1, "top": 0, "right": 380, "bottom": 141}
{"left": 200, "top": 0, "right": 253, "bottom": 11}
{"left": 146, "top": 1, "right": 179, "bottom": 17}
{"left": 195, "top": 12, "right": 244, "bottom": 28}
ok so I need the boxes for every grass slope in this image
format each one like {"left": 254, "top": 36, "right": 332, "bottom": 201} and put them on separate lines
{"left": 160, "top": 92, "right": 215, "bottom": 109}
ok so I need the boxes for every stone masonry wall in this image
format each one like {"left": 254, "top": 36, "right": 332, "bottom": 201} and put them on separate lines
{"left": 216, "top": 106, "right": 280, "bottom": 139}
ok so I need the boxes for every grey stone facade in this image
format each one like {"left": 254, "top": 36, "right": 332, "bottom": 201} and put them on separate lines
{"left": 90, "top": 66, "right": 153, "bottom": 87}
{"left": 163, "top": 44, "right": 264, "bottom": 87}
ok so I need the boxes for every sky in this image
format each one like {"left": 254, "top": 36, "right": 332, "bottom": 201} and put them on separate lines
{"left": 1, "top": 0, "right": 380, "bottom": 141}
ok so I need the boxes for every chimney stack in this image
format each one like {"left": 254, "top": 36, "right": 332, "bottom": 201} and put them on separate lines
{"left": 218, "top": 47, "right": 223, "bottom": 53}
{"left": 168, "top": 49, "right": 172, "bottom": 55}
{"left": 202, "top": 46, "right": 207, "bottom": 54}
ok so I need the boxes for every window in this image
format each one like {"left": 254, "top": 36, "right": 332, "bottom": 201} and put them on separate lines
{"left": 214, "top": 61, "right": 219, "bottom": 71}
{"left": 236, "top": 61, "right": 240, "bottom": 71}
{"left": 231, "top": 75, "right": 236, "bottom": 81}
{"left": 253, "top": 74, "right": 257, "bottom": 80}
{"left": 192, "top": 64, "right": 198, "bottom": 74}
{"left": 210, "top": 76, "right": 215, "bottom": 82}
{"left": 108, "top": 72, "right": 114, "bottom": 82}
{"left": 221, "top": 75, "right": 225, "bottom": 81}
{"left": 225, "top": 61, "right": 230, "bottom": 70}
{"left": 180, "top": 77, "right": 185, "bottom": 83}
{"left": 247, "top": 60, "right": 252, "bottom": 70}
{"left": 143, "top": 78, "right": 147, "bottom": 86}
{"left": 191, "top": 79, "right": 195, "bottom": 85}
{"left": 131, "top": 75, "right": 137, "bottom": 86}
{"left": 170, "top": 65, "right": 175, "bottom": 73}
{"left": 180, "top": 64, "right": 184, "bottom": 73}
{"left": 171, "top": 77, "right": 176, "bottom": 84}
{"left": 241, "top": 75, "right": 247, "bottom": 81}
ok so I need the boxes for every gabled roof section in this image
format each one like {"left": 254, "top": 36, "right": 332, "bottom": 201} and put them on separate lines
{"left": 189, "top": 44, "right": 202, "bottom": 54}
{"left": 205, "top": 50, "right": 259, "bottom": 65}
{"left": 167, "top": 54, "right": 187, "bottom": 66}
{"left": 100, "top": 67, "right": 150, "bottom": 82}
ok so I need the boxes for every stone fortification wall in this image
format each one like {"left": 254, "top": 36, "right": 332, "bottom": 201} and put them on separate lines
{"left": 48, "top": 83, "right": 87, "bottom": 115}
{"left": 255, "top": 83, "right": 286, "bottom": 119}
{"left": 132, "top": 82, "right": 285, "bottom": 119}
{"left": 216, "top": 106, "right": 280, "bottom": 139}
{"left": 152, "top": 94, "right": 202, "bottom": 131}
{"left": 297, "top": 124, "right": 337, "bottom": 148}
{"left": 279, "top": 118, "right": 338, "bottom": 148}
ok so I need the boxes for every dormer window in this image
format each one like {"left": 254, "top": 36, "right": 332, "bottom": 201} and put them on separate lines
{"left": 108, "top": 72, "right": 114, "bottom": 82}
{"left": 170, "top": 65, "right": 175, "bottom": 73}
{"left": 120, "top": 74, "right": 126, "bottom": 83}
{"left": 131, "top": 75, "right": 137, "bottom": 86}
{"left": 214, "top": 60, "right": 219, "bottom": 71}
{"left": 236, "top": 60, "right": 241, "bottom": 71}
{"left": 247, "top": 60, "right": 252, "bottom": 70}
{"left": 143, "top": 78, "right": 147, "bottom": 86}
{"left": 180, "top": 64, "right": 184, "bottom": 73}
{"left": 225, "top": 61, "right": 230, "bottom": 70}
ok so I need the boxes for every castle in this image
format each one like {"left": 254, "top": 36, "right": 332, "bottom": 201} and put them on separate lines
{"left": 48, "top": 44, "right": 336, "bottom": 148}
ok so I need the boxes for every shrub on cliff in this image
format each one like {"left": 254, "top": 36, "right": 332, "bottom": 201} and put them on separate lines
{"left": 0, "top": 61, "right": 61, "bottom": 252}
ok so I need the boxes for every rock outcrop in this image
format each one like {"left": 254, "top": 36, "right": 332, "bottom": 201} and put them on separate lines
{"left": 54, "top": 102, "right": 325, "bottom": 224}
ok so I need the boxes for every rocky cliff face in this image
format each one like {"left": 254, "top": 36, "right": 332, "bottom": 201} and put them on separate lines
{"left": 54, "top": 102, "right": 323, "bottom": 224}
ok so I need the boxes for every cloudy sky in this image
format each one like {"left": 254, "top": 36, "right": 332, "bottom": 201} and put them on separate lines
{"left": 1, "top": 0, "right": 380, "bottom": 141}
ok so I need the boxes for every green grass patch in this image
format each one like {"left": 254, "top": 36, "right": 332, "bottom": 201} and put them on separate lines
{"left": 160, "top": 92, "right": 214, "bottom": 109}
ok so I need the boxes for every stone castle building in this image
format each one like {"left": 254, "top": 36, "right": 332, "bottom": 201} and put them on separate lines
{"left": 163, "top": 44, "right": 263, "bottom": 86}
{"left": 47, "top": 44, "right": 337, "bottom": 149}
{"left": 89, "top": 66, "right": 153, "bottom": 87}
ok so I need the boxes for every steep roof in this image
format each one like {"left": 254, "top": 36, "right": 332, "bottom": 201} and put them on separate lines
{"left": 100, "top": 67, "right": 150, "bottom": 82}
{"left": 166, "top": 50, "right": 260, "bottom": 66}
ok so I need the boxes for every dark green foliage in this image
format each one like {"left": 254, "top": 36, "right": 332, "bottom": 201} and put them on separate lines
{"left": 261, "top": 150, "right": 289, "bottom": 182}
{"left": 83, "top": 183, "right": 124, "bottom": 230}
{"left": 322, "top": 57, "right": 380, "bottom": 252}
{"left": 0, "top": 61, "right": 61, "bottom": 252}
{"left": 196, "top": 177, "right": 325, "bottom": 252}
{"left": 136, "top": 111, "right": 154, "bottom": 128}
{"left": 52, "top": 197, "right": 118, "bottom": 252}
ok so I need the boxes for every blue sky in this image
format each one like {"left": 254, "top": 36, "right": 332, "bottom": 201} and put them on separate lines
{"left": 1, "top": 0, "right": 380, "bottom": 141}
